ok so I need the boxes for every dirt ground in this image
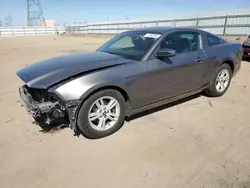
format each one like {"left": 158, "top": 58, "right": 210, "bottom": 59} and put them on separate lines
{"left": 0, "top": 35, "right": 250, "bottom": 188}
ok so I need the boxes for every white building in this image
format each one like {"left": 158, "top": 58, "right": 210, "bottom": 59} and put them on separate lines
{"left": 40, "top": 20, "right": 55, "bottom": 26}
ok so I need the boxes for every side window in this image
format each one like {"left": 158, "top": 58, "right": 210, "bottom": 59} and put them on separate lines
{"left": 207, "top": 34, "right": 221, "bottom": 46}
{"left": 160, "top": 32, "right": 200, "bottom": 54}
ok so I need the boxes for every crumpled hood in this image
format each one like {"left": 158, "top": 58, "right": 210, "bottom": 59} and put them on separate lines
{"left": 17, "top": 51, "right": 129, "bottom": 89}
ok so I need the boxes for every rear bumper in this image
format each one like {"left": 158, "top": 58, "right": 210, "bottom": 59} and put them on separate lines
{"left": 243, "top": 47, "right": 250, "bottom": 58}
{"left": 243, "top": 53, "right": 250, "bottom": 58}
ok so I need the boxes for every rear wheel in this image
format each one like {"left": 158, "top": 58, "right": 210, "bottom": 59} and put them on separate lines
{"left": 77, "top": 89, "right": 125, "bottom": 139}
{"left": 205, "top": 64, "right": 232, "bottom": 97}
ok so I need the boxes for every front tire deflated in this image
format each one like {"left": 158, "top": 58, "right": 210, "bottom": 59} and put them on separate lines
{"left": 77, "top": 89, "right": 126, "bottom": 139}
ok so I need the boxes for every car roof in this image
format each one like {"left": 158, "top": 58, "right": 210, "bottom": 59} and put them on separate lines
{"left": 128, "top": 26, "right": 203, "bottom": 34}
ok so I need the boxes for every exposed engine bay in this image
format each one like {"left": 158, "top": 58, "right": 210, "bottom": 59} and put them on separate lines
{"left": 19, "top": 85, "right": 68, "bottom": 127}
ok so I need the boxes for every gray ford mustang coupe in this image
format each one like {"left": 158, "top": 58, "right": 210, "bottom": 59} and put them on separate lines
{"left": 17, "top": 27, "right": 243, "bottom": 138}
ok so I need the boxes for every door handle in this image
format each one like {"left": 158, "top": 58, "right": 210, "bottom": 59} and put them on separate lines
{"left": 196, "top": 57, "right": 204, "bottom": 63}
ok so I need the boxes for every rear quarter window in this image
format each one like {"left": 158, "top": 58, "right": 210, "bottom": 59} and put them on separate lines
{"left": 207, "top": 34, "right": 224, "bottom": 46}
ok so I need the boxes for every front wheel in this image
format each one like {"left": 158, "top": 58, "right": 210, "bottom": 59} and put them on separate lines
{"left": 205, "top": 64, "right": 232, "bottom": 97}
{"left": 77, "top": 89, "right": 125, "bottom": 139}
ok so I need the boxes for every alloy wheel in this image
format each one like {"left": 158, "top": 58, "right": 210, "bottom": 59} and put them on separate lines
{"left": 88, "top": 96, "right": 120, "bottom": 131}
{"left": 215, "top": 69, "right": 230, "bottom": 92}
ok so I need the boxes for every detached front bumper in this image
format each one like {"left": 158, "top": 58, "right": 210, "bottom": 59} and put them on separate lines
{"left": 19, "top": 86, "right": 40, "bottom": 117}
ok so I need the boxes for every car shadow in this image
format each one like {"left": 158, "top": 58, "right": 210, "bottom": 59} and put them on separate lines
{"left": 126, "top": 93, "right": 201, "bottom": 122}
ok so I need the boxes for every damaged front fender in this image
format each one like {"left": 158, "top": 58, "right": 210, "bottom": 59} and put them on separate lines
{"left": 63, "top": 99, "right": 81, "bottom": 131}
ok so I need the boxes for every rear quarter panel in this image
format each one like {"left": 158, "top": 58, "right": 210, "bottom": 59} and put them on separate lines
{"left": 202, "top": 36, "right": 243, "bottom": 79}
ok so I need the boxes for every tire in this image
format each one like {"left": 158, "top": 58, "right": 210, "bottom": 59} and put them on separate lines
{"left": 205, "top": 63, "right": 232, "bottom": 97}
{"left": 77, "top": 89, "right": 125, "bottom": 139}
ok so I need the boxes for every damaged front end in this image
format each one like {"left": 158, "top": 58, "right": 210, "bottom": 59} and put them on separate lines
{"left": 19, "top": 85, "right": 70, "bottom": 130}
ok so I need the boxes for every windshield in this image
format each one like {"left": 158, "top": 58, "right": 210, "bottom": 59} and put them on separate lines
{"left": 97, "top": 31, "right": 162, "bottom": 61}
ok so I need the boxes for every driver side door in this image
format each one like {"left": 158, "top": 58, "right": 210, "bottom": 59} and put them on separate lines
{"left": 145, "top": 31, "right": 209, "bottom": 104}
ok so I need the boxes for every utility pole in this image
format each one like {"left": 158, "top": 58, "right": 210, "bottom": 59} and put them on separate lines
{"left": 27, "top": 0, "right": 46, "bottom": 26}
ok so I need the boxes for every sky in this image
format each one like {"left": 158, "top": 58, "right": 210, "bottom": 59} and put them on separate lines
{"left": 0, "top": 0, "right": 249, "bottom": 26}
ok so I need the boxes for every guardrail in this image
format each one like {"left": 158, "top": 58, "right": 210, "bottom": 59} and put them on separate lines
{"left": 66, "top": 14, "right": 250, "bottom": 36}
{"left": 0, "top": 26, "right": 65, "bottom": 37}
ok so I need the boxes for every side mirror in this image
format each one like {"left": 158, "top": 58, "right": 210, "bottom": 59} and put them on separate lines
{"left": 157, "top": 48, "right": 176, "bottom": 57}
